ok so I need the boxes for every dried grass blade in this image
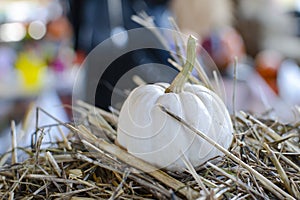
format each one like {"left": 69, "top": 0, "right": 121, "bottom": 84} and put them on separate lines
{"left": 70, "top": 197, "right": 95, "bottom": 200}
{"left": 8, "top": 192, "right": 13, "bottom": 200}
{"left": 181, "top": 153, "right": 209, "bottom": 196}
{"left": 279, "top": 154, "right": 300, "bottom": 173}
{"left": 76, "top": 100, "right": 118, "bottom": 125}
{"left": 108, "top": 169, "right": 130, "bottom": 200}
{"left": 57, "top": 126, "right": 72, "bottom": 150}
{"left": 87, "top": 114, "right": 116, "bottom": 141}
{"left": 132, "top": 75, "right": 146, "bottom": 86}
{"left": 268, "top": 133, "right": 299, "bottom": 145}
{"left": 34, "top": 130, "right": 44, "bottom": 164}
{"left": 131, "top": 14, "right": 169, "bottom": 51}
{"left": 50, "top": 186, "right": 96, "bottom": 197}
{"left": 10, "top": 121, "right": 17, "bottom": 165}
{"left": 46, "top": 151, "right": 62, "bottom": 177}
{"left": 232, "top": 57, "right": 238, "bottom": 131}
{"left": 263, "top": 143, "right": 295, "bottom": 197}
{"left": 32, "top": 183, "right": 50, "bottom": 196}
{"left": 25, "top": 174, "right": 85, "bottom": 184}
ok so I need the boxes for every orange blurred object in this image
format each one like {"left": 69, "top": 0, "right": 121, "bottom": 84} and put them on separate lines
{"left": 74, "top": 50, "right": 86, "bottom": 65}
{"left": 47, "top": 16, "right": 72, "bottom": 40}
{"left": 255, "top": 50, "right": 282, "bottom": 94}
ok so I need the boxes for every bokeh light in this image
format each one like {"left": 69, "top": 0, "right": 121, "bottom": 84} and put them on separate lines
{"left": 0, "top": 23, "right": 26, "bottom": 42}
{"left": 28, "top": 20, "right": 47, "bottom": 40}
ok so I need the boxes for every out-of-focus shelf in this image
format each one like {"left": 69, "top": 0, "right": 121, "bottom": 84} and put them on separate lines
{"left": 0, "top": 67, "right": 77, "bottom": 100}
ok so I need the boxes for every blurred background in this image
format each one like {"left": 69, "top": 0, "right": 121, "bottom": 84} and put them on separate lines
{"left": 0, "top": 0, "right": 300, "bottom": 151}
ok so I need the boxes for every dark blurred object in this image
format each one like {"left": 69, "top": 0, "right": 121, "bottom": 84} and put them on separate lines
{"left": 68, "top": 0, "right": 169, "bottom": 53}
{"left": 291, "top": 10, "right": 300, "bottom": 37}
{"left": 68, "top": 0, "right": 174, "bottom": 110}
{"left": 68, "top": 0, "right": 133, "bottom": 52}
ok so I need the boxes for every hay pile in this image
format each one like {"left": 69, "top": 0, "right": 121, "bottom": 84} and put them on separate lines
{"left": 0, "top": 100, "right": 299, "bottom": 200}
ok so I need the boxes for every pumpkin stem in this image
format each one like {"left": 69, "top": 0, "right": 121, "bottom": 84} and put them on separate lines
{"left": 165, "top": 35, "right": 197, "bottom": 93}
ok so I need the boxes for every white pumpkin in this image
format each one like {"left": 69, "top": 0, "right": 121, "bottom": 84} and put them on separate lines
{"left": 116, "top": 36, "right": 233, "bottom": 172}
